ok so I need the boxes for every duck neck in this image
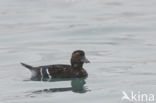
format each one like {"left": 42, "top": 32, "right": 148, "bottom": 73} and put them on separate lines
{"left": 71, "top": 62, "right": 83, "bottom": 69}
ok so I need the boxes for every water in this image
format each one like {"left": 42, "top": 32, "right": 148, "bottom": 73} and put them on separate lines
{"left": 0, "top": 0, "right": 156, "bottom": 103}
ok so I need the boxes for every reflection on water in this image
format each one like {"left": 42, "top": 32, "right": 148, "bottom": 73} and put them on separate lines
{"left": 31, "top": 78, "right": 89, "bottom": 94}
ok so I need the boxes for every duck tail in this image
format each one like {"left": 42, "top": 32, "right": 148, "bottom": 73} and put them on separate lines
{"left": 21, "top": 62, "right": 33, "bottom": 70}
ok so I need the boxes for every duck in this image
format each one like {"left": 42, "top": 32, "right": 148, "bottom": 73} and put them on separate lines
{"left": 21, "top": 50, "right": 90, "bottom": 79}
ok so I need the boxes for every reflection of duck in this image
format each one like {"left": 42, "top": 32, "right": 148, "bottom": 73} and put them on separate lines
{"left": 21, "top": 50, "right": 90, "bottom": 79}
{"left": 71, "top": 78, "right": 86, "bottom": 92}
{"left": 32, "top": 78, "right": 88, "bottom": 93}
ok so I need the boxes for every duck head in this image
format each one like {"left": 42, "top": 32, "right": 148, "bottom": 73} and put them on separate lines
{"left": 71, "top": 50, "right": 90, "bottom": 69}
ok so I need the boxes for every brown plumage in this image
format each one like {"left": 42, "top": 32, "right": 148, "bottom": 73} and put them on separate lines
{"left": 21, "top": 50, "right": 90, "bottom": 80}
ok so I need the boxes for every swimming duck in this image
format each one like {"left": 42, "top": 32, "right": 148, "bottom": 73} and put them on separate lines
{"left": 21, "top": 50, "right": 90, "bottom": 79}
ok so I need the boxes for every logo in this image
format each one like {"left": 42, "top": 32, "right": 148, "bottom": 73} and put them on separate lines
{"left": 121, "top": 91, "right": 155, "bottom": 102}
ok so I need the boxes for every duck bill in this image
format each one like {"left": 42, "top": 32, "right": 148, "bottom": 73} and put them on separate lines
{"left": 81, "top": 56, "right": 90, "bottom": 63}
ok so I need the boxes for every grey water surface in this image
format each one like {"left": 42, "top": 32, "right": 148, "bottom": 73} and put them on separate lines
{"left": 0, "top": 0, "right": 156, "bottom": 103}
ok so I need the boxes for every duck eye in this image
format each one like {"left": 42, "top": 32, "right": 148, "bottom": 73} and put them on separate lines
{"left": 80, "top": 53, "right": 84, "bottom": 56}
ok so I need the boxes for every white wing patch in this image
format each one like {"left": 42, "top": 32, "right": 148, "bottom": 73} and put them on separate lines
{"left": 46, "top": 69, "right": 52, "bottom": 79}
